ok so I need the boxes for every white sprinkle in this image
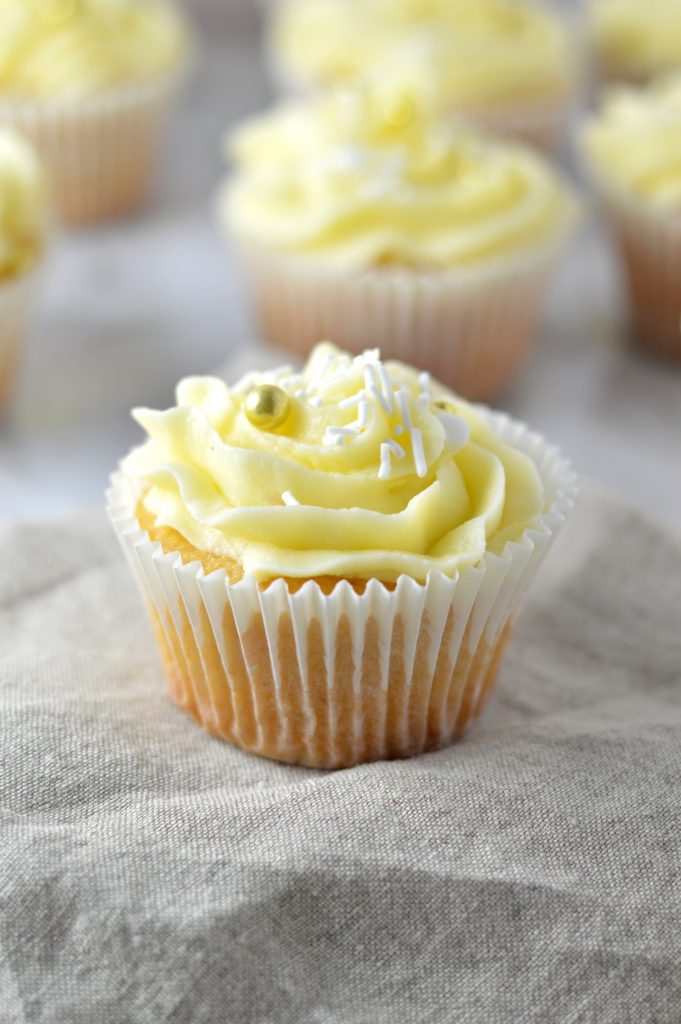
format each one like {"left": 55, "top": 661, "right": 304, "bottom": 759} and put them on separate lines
{"left": 368, "top": 383, "right": 392, "bottom": 415}
{"left": 418, "top": 393, "right": 430, "bottom": 410}
{"left": 330, "top": 426, "right": 360, "bottom": 438}
{"left": 282, "top": 491, "right": 300, "bottom": 506}
{"left": 378, "top": 365, "right": 395, "bottom": 411}
{"left": 323, "top": 431, "right": 346, "bottom": 447}
{"left": 357, "top": 398, "right": 370, "bottom": 429}
{"left": 339, "top": 392, "right": 363, "bottom": 409}
{"left": 294, "top": 388, "right": 308, "bottom": 399}
{"left": 308, "top": 396, "right": 323, "bottom": 408}
{"left": 378, "top": 443, "right": 392, "bottom": 481}
{"left": 419, "top": 372, "right": 431, "bottom": 391}
{"left": 394, "top": 424, "right": 405, "bottom": 437}
{"left": 386, "top": 438, "right": 405, "bottom": 459}
{"left": 411, "top": 428, "right": 428, "bottom": 478}
{"left": 364, "top": 364, "right": 380, "bottom": 394}
{"left": 395, "top": 388, "right": 413, "bottom": 430}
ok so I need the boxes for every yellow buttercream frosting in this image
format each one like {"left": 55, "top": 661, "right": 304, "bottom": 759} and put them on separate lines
{"left": 124, "top": 343, "right": 545, "bottom": 584}
{"left": 272, "top": 0, "right": 576, "bottom": 106}
{"left": 222, "top": 88, "right": 576, "bottom": 271}
{"left": 0, "top": 128, "right": 46, "bottom": 279}
{"left": 583, "top": 73, "right": 681, "bottom": 207}
{"left": 0, "top": 0, "right": 188, "bottom": 99}
{"left": 590, "top": 0, "right": 681, "bottom": 81}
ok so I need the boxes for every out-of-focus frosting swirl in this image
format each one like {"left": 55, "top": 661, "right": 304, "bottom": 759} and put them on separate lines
{"left": 0, "top": 128, "right": 46, "bottom": 279}
{"left": 0, "top": 0, "right": 188, "bottom": 99}
{"left": 583, "top": 73, "right": 681, "bottom": 207}
{"left": 125, "top": 343, "right": 545, "bottom": 584}
{"left": 590, "top": 0, "right": 681, "bottom": 80}
{"left": 223, "top": 88, "right": 576, "bottom": 271}
{"left": 272, "top": 0, "right": 576, "bottom": 105}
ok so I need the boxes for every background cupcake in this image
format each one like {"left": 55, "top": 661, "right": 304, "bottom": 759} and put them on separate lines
{"left": 0, "top": 0, "right": 192, "bottom": 224}
{"left": 269, "top": 0, "right": 580, "bottom": 152}
{"left": 581, "top": 73, "right": 681, "bottom": 360}
{"left": 109, "top": 343, "right": 576, "bottom": 769}
{"left": 589, "top": 0, "right": 681, "bottom": 86}
{"left": 0, "top": 127, "right": 47, "bottom": 412}
{"left": 220, "top": 86, "right": 577, "bottom": 401}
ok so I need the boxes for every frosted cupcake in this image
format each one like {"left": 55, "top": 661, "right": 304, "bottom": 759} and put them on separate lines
{"left": 581, "top": 74, "right": 681, "bottom": 359}
{"left": 108, "top": 343, "right": 576, "bottom": 769}
{"left": 0, "top": 0, "right": 191, "bottom": 224}
{"left": 220, "top": 88, "right": 577, "bottom": 401}
{"left": 589, "top": 0, "right": 681, "bottom": 86}
{"left": 269, "top": 0, "right": 580, "bottom": 151}
{"left": 0, "top": 128, "right": 47, "bottom": 411}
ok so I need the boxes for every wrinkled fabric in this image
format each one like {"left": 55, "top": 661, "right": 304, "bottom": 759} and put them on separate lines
{"left": 1, "top": 485, "right": 681, "bottom": 1024}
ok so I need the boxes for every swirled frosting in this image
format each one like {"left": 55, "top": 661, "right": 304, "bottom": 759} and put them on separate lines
{"left": 590, "top": 0, "right": 681, "bottom": 81}
{"left": 0, "top": 0, "right": 188, "bottom": 99}
{"left": 125, "top": 343, "right": 545, "bottom": 584}
{"left": 272, "top": 0, "right": 576, "bottom": 106}
{"left": 223, "top": 88, "right": 576, "bottom": 271}
{"left": 0, "top": 128, "right": 46, "bottom": 279}
{"left": 583, "top": 74, "right": 681, "bottom": 207}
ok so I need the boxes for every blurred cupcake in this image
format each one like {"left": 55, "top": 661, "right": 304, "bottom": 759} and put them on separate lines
{"left": 0, "top": 0, "right": 192, "bottom": 224}
{"left": 581, "top": 74, "right": 681, "bottom": 359}
{"left": 219, "top": 87, "right": 577, "bottom": 401}
{"left": 269, "top": 0, "right": 580, "bottom": 151}
{"left": 108, "top": 342, "right": 576, "bottom": 769}
{"left": 589, "top": 0, "right": 681, "bottom": 86}
{"left": 0, "top": 128, "right": 47, "bottom": 412}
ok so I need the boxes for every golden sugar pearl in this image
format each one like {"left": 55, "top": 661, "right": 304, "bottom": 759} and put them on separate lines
{"left": 245, "top": 384, "right": 291, "bottom": 431}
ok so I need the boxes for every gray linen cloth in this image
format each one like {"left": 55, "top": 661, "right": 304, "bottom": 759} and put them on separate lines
{"left": 1, "top": 485, "right": 681, "bottom": 1024}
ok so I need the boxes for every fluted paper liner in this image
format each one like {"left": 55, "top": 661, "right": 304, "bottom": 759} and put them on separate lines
{"left": 0, "top": 73, "right": 184, "bottom": 225}
{"left": 587, "top": 177, "right": 681, "bottom": 360}
{"left": 108, "top": 411, "right": 576, "bottom": 769}
{"left": 0, "top": 268, "right": 41, "bottom": 412}
{"left": 231, "top": 237, "right": 570, "bottom": 402}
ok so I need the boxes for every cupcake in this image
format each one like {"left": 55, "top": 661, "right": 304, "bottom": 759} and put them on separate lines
{"left": 220, "top": 87, "right": 577, "bottom": 402}
{"left": 581, "top": 74, "right": 681, "bottom": 359}
{"left": 108, "top": 342, "right": 577, "bottom": 769}
{"left": 0, "top": 127, "right": 47, "bottom": 412}
{"left": 0, "top": 0, "right": 191, "bottom": 224}
{"left": 589, "top": 0, "right": 681, "bottom": 86}
{"left": 269, "top": 0, "right": 580, "bottom": 151}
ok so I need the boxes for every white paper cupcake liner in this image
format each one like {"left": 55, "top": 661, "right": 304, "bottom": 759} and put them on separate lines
{"left": 0, "top": 72, "right": 185, "bottom": 225}
{"left": 584, "top": 168, "right": 681, "bottom": 360}
{"left": 231, "top": 235, "right": 572, "bottom": 402}
{"left": 107, "top": 411, "right": 577, "bottom": 769}
{"left": 0, "top": 267, "right": 41, "bottom": 412}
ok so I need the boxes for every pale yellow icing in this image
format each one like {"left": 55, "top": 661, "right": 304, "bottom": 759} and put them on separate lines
{"left": 591, "top": 0, "right": 681, "bottom": 80}
{"left": 222, "top": 87, "right": 576, "bottom": 271}
{"left": 272, "top": 0, "right": 576, "bottom": 106}
{"left": 0, "top": 0, "right": 188, "bottom": 99}
{"left": 583, "top": 73, "right": 681, "bottom": 207}
{"left": 124, "top": 343, "right": 545, "bottom": 584}
{"left": 0, "top": 128, "right": 46, "bottom": 279}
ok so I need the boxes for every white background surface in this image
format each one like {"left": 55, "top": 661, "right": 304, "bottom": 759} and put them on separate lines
{"left": 0, "top": 0, "right": 679, "bottom": 528}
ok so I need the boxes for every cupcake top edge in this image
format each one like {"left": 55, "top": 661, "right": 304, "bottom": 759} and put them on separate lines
{"left": 0, "top": 0, "right": 191, "bottom": 100}
{"left": 123, "top": 342, "right": 547, "bottom": 586}
{"left": 0, "top": 126, "right": 47, "bottom": 280}
{"left": 271, "top": 0, "right": 578, "bottom": 104}
{"left": 222, "top": 86, "right": 578, "bottom": 273}
{"left": 589, "top": 0, "right": 681, "bottom": 80}
{"left": 582, "top": 71, "right": 681, "bottom": 209}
